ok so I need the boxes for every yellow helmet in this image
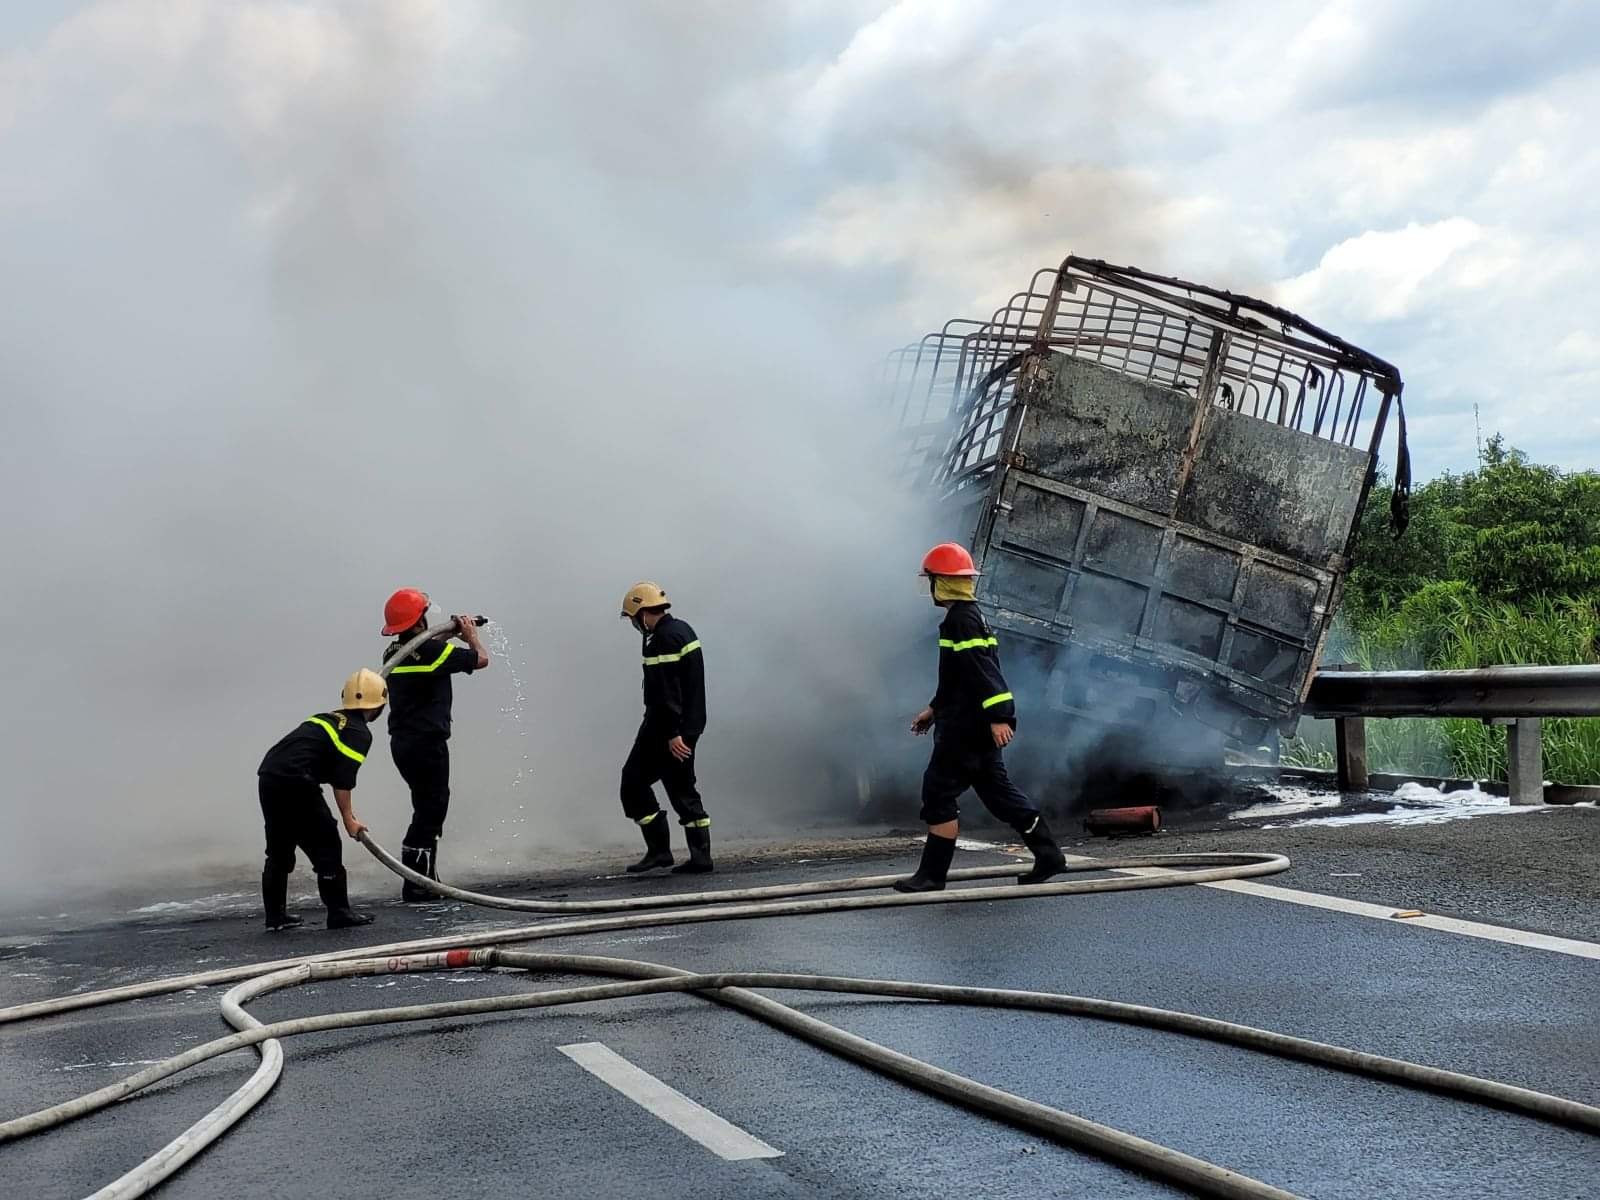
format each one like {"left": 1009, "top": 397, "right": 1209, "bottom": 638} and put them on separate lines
{"left": 620, "top": 581, "right": 670, "bottom": 619}
{"left": 341, "top": 668, "right": 388, "bottom": 711}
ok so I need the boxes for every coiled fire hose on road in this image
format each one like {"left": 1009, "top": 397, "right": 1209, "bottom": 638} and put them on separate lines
{"left": 3, "top": 839, "right": 1597, "bottom": 1200}
{"left": 0, "top": 847, "right": 1290, "bottom": 1025}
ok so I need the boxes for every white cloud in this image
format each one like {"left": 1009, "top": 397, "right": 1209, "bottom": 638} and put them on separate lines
{"left": 1555, "top": 330, "right": 1600, "bottom": 369}
{"left": 1273, "top": 219, "right": 1505, "bottom": 322}
{"left": 791, "top": 0, "right": 988, "bottom": 143}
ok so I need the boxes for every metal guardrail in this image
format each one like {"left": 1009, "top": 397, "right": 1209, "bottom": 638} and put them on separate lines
{"left": 1302, "top": 663, "right": 1600, "bottom": 804}
{"left": 1305, "top": 664, "right": 1600, "bottom": 719}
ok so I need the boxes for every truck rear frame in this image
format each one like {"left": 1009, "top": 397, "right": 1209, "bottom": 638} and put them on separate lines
{"left": 885, "top": 257, "right": 1406, "bottom": 752}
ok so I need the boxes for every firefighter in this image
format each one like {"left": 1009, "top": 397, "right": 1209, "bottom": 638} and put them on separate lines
{"left": 895, "top": 543, "right": 1066, "bottom": 893}
{"left": 380, "top": 587, "right": 490, "bottom": 901}
{"left": 256, "top": 669, "right": 387, "bottom": 931}
{"left": 619, "top": 581, "right": 712, "bottom": 874}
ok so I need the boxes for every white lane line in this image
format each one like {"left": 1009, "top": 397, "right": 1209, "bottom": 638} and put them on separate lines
{"left": 1064, "top": 856, "right": 1600, "bottom": 961}
{"left": 557, "top": 1042, "right": 784, "bottom": 1161}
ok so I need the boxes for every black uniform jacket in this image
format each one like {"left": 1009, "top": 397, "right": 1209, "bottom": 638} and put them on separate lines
{"left": 258, "top": 711, "right": 373, "bottom": 791}
{"left": 384, "top": 637, "right": 478, "bottom": 740}
{"left": 929, "top": 601, "right": 1017, "bottom": 735}
{"left": 640, "top": 614, "right": 707, "bottom": 739}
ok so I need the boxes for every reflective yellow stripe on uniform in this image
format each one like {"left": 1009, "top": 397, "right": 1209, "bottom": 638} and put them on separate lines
{"left": 637, "top": 811, "right": 661, "bottom": 826}
{"left": 685, "top": 818, "right": 710, "bottom": 828}
{"left": 307, "top": 717, "right": 365, "bottom": 763}
{"left": 642, "top": 640, "right": 702, "bottom": 667}
{"left": 939, "top": 636, "right": 999, "bottom": 652}
{"left": 389, "top": 642, "right": 456, "bottom": 674}
{"left": 981, "top": 692, "right": 1014, "bottom": 709}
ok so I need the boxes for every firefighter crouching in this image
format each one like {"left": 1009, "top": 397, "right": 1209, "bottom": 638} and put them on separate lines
{"left": 256, "top": 669, "right": 385, "bottom": 930}
{"left": 619, "top": 581, "right": 712, "bottom": 874}
{"left": 896, "top": 543, "right": 1066, "bottom": 893}
{"left": 380, "top": 587, "right": 490, "bottom": 901}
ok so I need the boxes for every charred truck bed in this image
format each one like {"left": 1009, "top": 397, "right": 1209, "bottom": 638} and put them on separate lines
{"left": 886, "top": 257, "right": 1406, "bottom": 771}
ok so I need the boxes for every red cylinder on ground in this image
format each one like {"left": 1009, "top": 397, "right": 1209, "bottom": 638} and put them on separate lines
{"left": 1083, "top": 806, "right": 1161, "bottom": 836}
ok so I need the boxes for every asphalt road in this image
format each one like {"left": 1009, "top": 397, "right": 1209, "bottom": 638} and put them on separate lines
{"left": 3, "top": 823, "right": 1598, "bottom": 1199}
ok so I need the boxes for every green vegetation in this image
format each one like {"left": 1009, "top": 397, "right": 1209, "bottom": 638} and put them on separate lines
{"left": 1284, "top": 437, "right": 1600, "bottom": 783}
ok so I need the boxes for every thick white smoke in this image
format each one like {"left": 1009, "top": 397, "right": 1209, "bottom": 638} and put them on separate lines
{"left": 0, "top": 1, "right": 1186, "bottom": 907}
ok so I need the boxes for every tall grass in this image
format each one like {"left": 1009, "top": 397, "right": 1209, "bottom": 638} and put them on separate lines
{"left": 1283, "top": 585, "right": 1600, "bottom": 784}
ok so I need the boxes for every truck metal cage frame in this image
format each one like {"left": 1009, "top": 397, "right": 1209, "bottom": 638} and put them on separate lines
{"left": 885, "top": 257, "right": 1403, "bottom": 494}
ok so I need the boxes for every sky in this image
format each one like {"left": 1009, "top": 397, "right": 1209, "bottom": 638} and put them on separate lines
{"left": 1, "top": 1, "right": 1596, "bottom": 903}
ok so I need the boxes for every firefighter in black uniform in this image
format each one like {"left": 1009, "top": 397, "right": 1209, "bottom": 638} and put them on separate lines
{"left": 619, "top": 581, "right": 712, "bottom": 874}
{"left": 895, "top": 542, "right": 1066, "bottom": 893}
{"left": 380, "top": 587, "right": 490, "bottom": 901}
{"left": 257, "top": 669, "right": 386, "bottom": 930}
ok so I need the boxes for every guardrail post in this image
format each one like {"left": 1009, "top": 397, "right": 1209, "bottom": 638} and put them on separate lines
{"left": 1335, "top": 716, "right": 1369, "bottom": 792}
{"left": 1326, "top": 664, "right": 1369, "bottom": 792}
{"left": 1506, "top": 717, "right": 1544, "bottom": 806}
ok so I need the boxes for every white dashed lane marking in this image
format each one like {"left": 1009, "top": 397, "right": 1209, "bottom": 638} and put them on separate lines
{"left": 557, "top": 1041, "right": 784, "bottom": 1161}
{"left": 1064, "top": 855, "right": 1600, "bottom": 961}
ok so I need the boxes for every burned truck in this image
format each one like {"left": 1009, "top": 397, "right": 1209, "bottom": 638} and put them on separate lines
{"left": 884, "top": 257, "right": 1407, "bottom": 796}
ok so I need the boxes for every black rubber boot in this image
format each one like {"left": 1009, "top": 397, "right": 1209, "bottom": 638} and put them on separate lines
{"left": 318, "top": 868, "right": 374, "bottom": 929}
{"left": 671, "top": 823, "right": 714, "bottom": 874}
{"left": 400, "top": 844, "right": 437, "bottom": 902}
{"left": 893, "top": 834, "right": 957, "bottom": 893}
{"left": 1017, "top": 817, "right": 1067, "bottom": 885}
{"left": 262, "top": 867, "right": 302, "bottom": 932}
{"left": 626, "top": 814, "right": 674, "bottom": 873}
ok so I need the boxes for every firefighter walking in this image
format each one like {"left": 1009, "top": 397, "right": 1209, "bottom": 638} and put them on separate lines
{"left": 619, "top": 581, "right": 712, "bottom": 874}
{"left": 256, "top": 669, "right": 386, "bottom": 930}
{"left": 380, "top": 587, "right": 490, "bottom": 901}
{"left": 896, "top": 543, "right": 1066, "bottom": 893}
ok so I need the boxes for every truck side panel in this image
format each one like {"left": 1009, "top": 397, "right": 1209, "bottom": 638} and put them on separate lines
{"left": 1009, "top": 354, "right": 1193, "bottom": 512}
{"left": 973, "top": 354, "right": 1367, "bottom": 733}
{"left": 1177, "top": 407, "right": 1369, "bottom": 564}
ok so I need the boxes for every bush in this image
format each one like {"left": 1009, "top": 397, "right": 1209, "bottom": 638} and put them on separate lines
{"left": 1285, "top": 440, "right": 1600, "bottom": 784}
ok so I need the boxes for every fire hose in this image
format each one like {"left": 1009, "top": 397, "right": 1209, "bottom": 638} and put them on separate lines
{"left": 4, "top": 840, "right": 1597, "bottom": 1200}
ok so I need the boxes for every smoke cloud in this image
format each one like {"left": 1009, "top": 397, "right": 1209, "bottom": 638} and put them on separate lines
{"left": 0, "top": 1, "right": 1183, "bottom": 909}
{"left": 0, "top": 2, "right": 908, "bottom": 906}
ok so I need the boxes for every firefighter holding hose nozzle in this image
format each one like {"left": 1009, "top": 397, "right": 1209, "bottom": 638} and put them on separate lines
{"left": 380, "top": 587, "right": 490, "bottom": 901}
{"left": 256, "top": 669, "right": 386, "bottom": 931}
{"left": 895, "top": 543, "right": 1066, "bottom": 893}
{"left": 618, "top": 581, "right": 713, "bottom": 874}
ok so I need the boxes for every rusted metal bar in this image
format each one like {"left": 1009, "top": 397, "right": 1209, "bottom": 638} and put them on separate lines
{"left": 1167, "top": 320, "right": 1231, "bottom": 508}
{"left": 1068, "top": 257, "right": 1403, "bottom": 384}
{"left": 1306, "top": 665, "right": 1600, "bottom": 719}
{"left": 1084, "top": 806, "right": 1162, "bottom": 835}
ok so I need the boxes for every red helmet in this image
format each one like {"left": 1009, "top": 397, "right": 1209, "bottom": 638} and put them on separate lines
{"left": 382, "top": 588, "right": 429, "bottom": 635}
{"left": 920, "top": 543, "right": 979, "bottom": 577}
